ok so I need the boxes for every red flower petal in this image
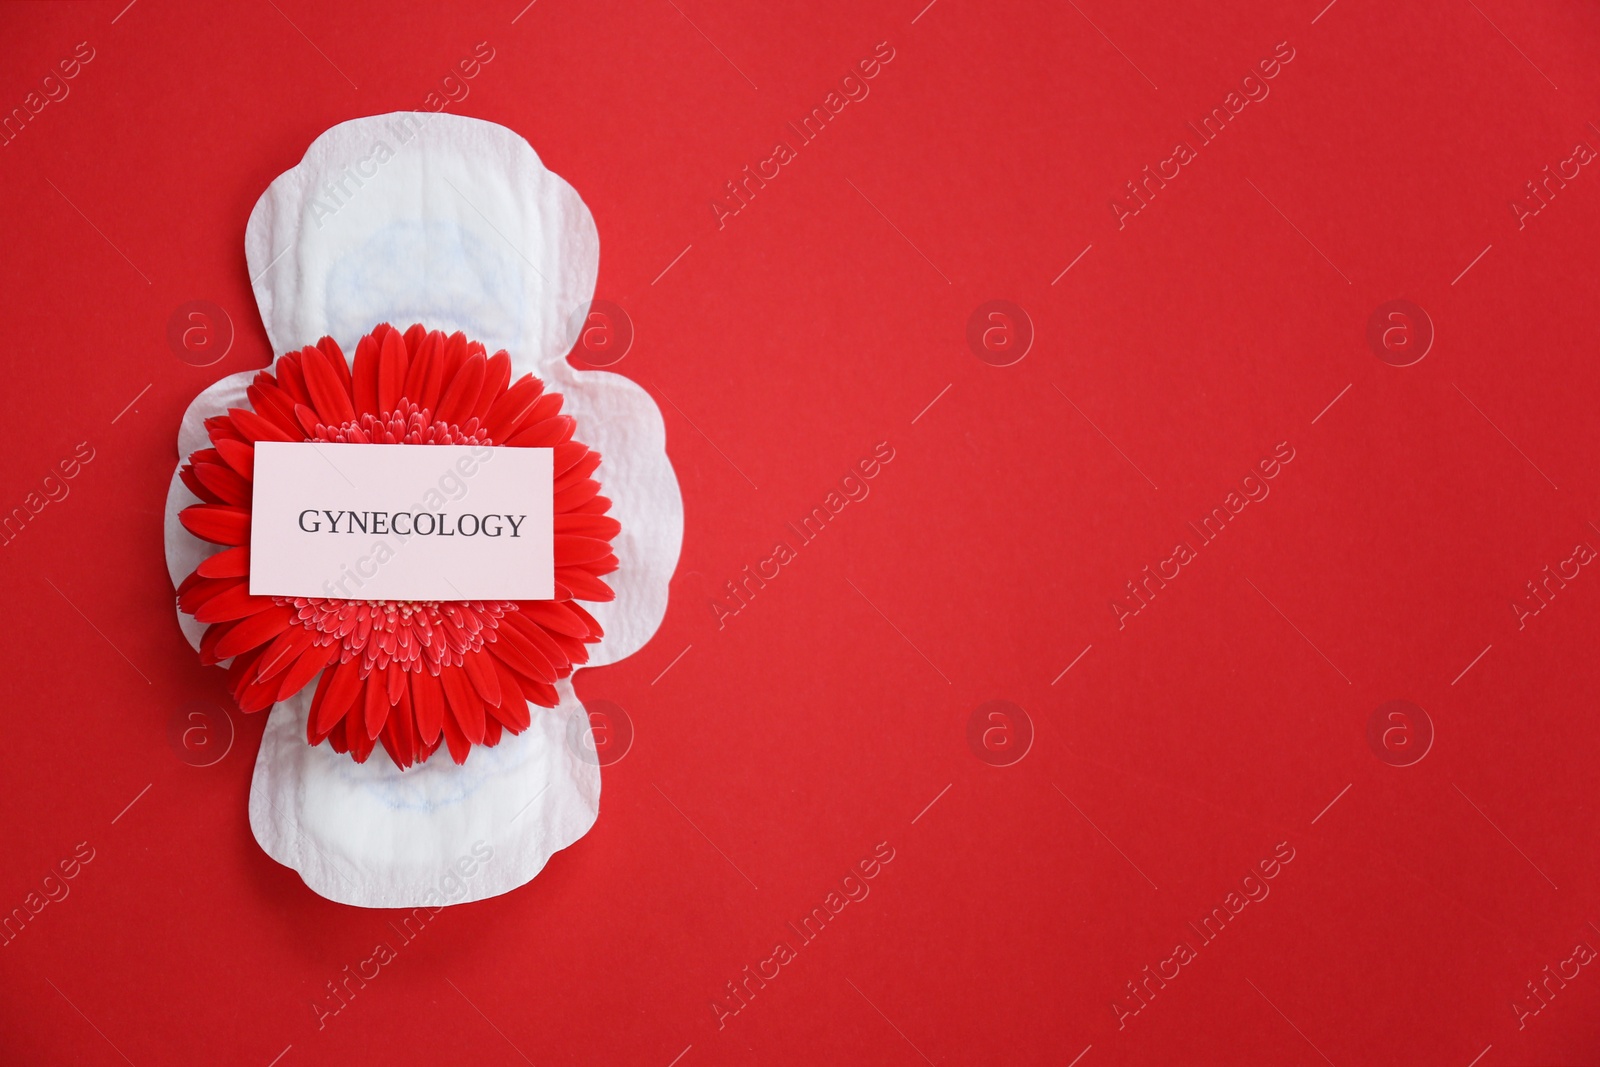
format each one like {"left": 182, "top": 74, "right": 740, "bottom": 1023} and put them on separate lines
{"left": 554, "top": 446, "right": 600, "bottom": 486}
{"left": 566, "top": 601, "right": 604, "bottom": 640}
{"left": 226, "top": 646, "right": 263, "bottom": 697}
{"left": 180, "top": 464, "right": 224, "bottom": 504}
{"left": 205, "top": 414, "right": 244, "bottom": 446}
{"left": 307, "top": 662, "right": 342, "bottom": 745}
{"left": 384, "top": 662, "right": 406, "bottom": 706}
{"left": 199, "top": 618, "right": 240, "bottom": 666}
{"left": 439, "top": 701, "right": 471, "bottom": 764}
{"left": 507, "top": 415, "right": 576, "bottom": 449}
{"left": 214, "top": 604, "right": 295, "bottom": 659}
{"left": 502, "top": 611, "right": 571, "bottom": 672}
{"left": 486, "top": 628, "right": 556, "bottom": 684}
{"left": 248, "top": 379, "right": 305, "bottom": 437}
{"left": 292, "top": 402, "right": 322, "bottom": 437}
{"left": 436, "top": 351, "right": 485, "bottom": 425}
{"left": 231, "top": 648, "right": 279, "bottom": 713}
{"left": 462, "top": 647, "right": 502, "bottom": 707}
{"left": 253, "top": 623, "right": 316, "bottom": 682}
{"left": 347, "top": 702, "right": 378, "bottom": 762}
{"left": 484, "top": 374, "right": 544, "bottom": 440}
{"left": 351, "top": 331, "right": 381, "bottom": 416}
{"left": 237, "top": 674, "right": 282, "bottom": 713}
{"left": 554, "top": 535, "right": 615, "bottom": 565}
{"left": 319, "top": 337, "right": 352, "bottom": 394}
{"left": 363, "top": 673, "right": 390, "bottom": 740}
{"left": 400, "top": 329, "right": 439, "bottom": 403}
{"left": 178, "top": 575, "right": 241, "bottom": 616}
{"left": 554, "top": 512, "right": 621, "bottom": 540}
{"left": 402, "top": 322, "right": 427, "bottom": 357}
{"left": 410, "top": 668, "right": 445, "bottom": 746}
{"left": 568, "top": 493, "right": 613, "bottom": 515}
{"left": 227, "top": 407, "right": 295, "bottom": 444}
{"left": 555, "top": 567, "right": 616, "bottom": 603}
{"left": 417, "top": 332, "right": 453, "bottom": 412}
{"left": 486, "top": 655, "right": 532, "bottom": 732}
{"left": 213, "top": 437, "right": 255, "bottom": 482}
{"left": 547, "top": 629, "right": 590, "bottom": 668}
{"left": 193, "top": 461, "right": 251, "bottom": 506}
{"left": 524, "top": 391, "right": 564, "bottom": 424}
{"left": 193, "top": 582, "right": 276, "bottom": 624}
{"left": 196, "top": 546, "right": 250, "bottom": 579}
{"left": 377, "top": 326, "right": 409, "bottom": 415}
{"left": 312, "top": 658, "right": 363, "bottom": 739}
{"left": 553, "top": 478, "right": 602, "bottom": 512}
{"left": 439, "top": 665, "right": 486, "bottom": 745}
{"left": 518, "top": 601, "right": 591, "bottom": 640}
{"left": 509, "top": 669, "right": 560, "bottom": 709}
{"left": 475, "top": 350, "right": 512, "bottom": 421}
{"left": 180, "top": 505, "right": 252, "bottom": 546}
{"left": 275, "top": 353, "right": 311, "bottom": 405}
{"left": 378, "top": 684, "right": 417, "bottom": 769}
{"left": 300, "top": 346, "right": 357, "bottom": 426}
{"left": 439, "top": 331, "right": 468, "bottom": 382}
{"left": 276, "top": 639, "right": 335, "bottom": 702}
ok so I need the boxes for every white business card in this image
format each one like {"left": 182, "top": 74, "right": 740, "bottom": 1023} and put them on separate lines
{"left": 249, "top": 442, "right": 554, "bottom": 601}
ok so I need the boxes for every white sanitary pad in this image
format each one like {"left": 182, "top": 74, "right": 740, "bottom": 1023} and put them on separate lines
{"left": 162, "top": 112, "right": 683, "bottom": 907}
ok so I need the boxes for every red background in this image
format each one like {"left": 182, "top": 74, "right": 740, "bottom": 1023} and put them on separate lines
{"left": 3, "top": 0, "right": 1600, "bottom": 1063}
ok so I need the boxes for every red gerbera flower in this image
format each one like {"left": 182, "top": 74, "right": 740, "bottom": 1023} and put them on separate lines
{"left": 174, "top": 323, "right": 620, "bottom": 769}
